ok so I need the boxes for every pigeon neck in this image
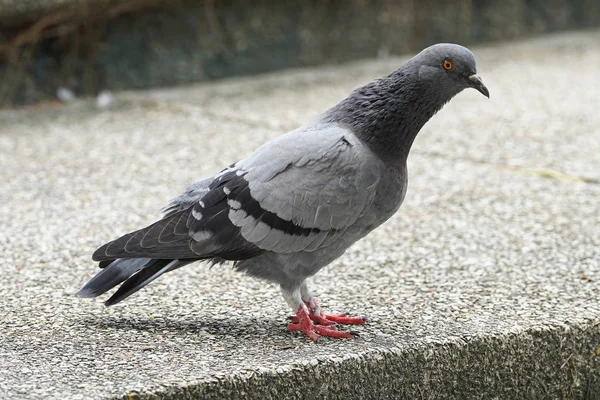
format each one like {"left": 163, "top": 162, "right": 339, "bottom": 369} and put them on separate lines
{"left": 327, "top": 68, "right": 449, "bottom": 162}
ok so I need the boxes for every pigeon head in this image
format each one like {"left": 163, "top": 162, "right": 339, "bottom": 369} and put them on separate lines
{"left": 327, "top": 43, "right": 488, "bottom": 160}
{"left": 410, "top": 43, "right": 489, "bottom": 98}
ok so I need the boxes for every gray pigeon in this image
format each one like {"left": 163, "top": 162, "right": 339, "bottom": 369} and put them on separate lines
{"left": 79, "top": 43, "right": 489, "bottom": 340}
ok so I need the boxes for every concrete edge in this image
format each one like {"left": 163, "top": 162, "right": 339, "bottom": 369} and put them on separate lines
{"left": 114, "top": 320, "right": 600, "bottom": 400}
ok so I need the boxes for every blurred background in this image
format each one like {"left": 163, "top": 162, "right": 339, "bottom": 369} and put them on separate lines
{"left": 1, "top": 0, "right": 599, "bottom": 107}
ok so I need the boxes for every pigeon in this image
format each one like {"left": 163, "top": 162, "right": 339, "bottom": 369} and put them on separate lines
{"left": 78, "top": 43, "right": 489, "bottom": 341}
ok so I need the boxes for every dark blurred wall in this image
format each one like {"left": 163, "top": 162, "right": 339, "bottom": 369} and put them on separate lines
{"left": 1, "top": 0, "right": 599, "bottom": 106}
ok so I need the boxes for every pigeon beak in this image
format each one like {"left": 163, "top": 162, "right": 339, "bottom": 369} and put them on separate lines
{"left": 468, "top": 74, "right": 489, "bottom": 98}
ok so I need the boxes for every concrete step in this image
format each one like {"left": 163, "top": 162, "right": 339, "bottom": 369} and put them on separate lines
{"left": 0, "top": 30, "right": 599, "bottom": 399}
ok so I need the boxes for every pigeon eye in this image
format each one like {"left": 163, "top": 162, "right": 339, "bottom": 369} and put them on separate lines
{"left": 442, "top": 60, "right": 454, "bottom": 71}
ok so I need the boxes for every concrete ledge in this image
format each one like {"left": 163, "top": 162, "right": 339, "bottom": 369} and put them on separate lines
{"left": 1, "top": 31, "right": 599, "bottom": 399}
{"left": 132, "top": 323, "right": 600, "bottom": 399}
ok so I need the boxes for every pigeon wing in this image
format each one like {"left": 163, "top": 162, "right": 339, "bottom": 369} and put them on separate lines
{"left": 218, "top": 123, "right": 384, "bottom": 254}
{"left": 93, "top": 123, "right": 383, "bottom": 262}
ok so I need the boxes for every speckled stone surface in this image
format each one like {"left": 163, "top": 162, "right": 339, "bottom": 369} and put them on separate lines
{"left": 1, "top": 31, "right": 599, "bottom": 399}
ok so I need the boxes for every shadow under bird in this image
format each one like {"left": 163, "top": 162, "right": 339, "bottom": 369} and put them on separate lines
{"left": 79, "top": 43, "right": 489, "bottom": 340}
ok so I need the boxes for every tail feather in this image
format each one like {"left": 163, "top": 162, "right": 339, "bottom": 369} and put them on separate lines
{"left": 77, "top": 258, "right": 193, "bottom": 306}
{"left": 77, "top": 258, "right": 152, "bottom": 298}
{"left": 104, "top": 259, "right": 191, "bottom": 306}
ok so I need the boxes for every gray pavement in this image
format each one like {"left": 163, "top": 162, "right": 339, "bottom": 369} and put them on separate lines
{"left": 1, "top": 30, "right": 599, "bottom": 399}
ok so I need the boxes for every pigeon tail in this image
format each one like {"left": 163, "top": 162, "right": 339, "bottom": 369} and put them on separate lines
{"left": 77, "top": 258, "right": 152, "bottom": 298}
{"left": 77, "top": 258, "right": 192, "bottom": 305}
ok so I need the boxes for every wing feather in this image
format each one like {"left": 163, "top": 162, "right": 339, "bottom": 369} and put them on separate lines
{"left": 221, "top": 123, "right": 384, "bottom": 254}
{"left": 94, "top": 123, "right": 383, "bottom": 262}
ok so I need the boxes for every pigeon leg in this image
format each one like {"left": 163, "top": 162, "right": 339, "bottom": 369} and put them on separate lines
{"left": 300, "top": 281, "right": 367, "bottom": 326}
{"left": 282, "top": 286, "right": 354, "bottom": 340}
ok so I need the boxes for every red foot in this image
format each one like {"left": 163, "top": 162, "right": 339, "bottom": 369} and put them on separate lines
{"left": 288, "top": 306, "right": 355, "bottom": 341}
{"left": 322, "top": 314, "right": 366, "bottom": 325}
{"left": 290, "top": 300, "right": 367, "bottom": 326}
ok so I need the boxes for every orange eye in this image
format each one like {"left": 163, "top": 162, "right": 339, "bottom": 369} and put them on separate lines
{"left": 442, "top": 60, "right": 453, "bottom": 71}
